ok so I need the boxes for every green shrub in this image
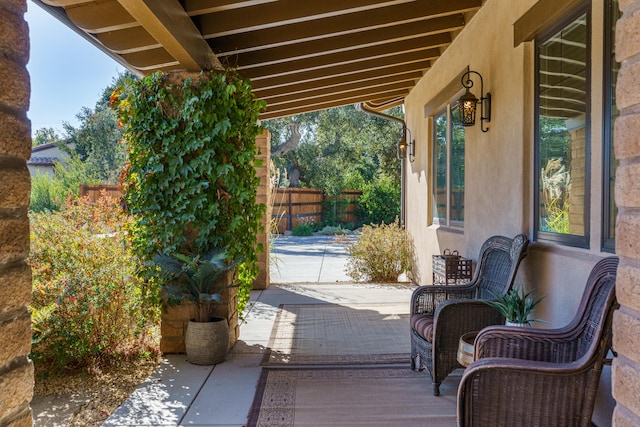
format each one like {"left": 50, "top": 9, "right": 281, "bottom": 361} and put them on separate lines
{"left": 292, "top": 222, "right": 314, "bottom": 236}
{"left": 30, "top": 157, "right": 97, "bottom": 213}
{"left": 318, "top": 225, "right": 349, "bottom": 235}
{"left": 346, "top": 219, "right": 414, "bottom": 282}
{"left": 30, "top": 194, "right": 159, "bottom": 372}
{"left": 357, "top": 175, "right": 400, "bottom": 225}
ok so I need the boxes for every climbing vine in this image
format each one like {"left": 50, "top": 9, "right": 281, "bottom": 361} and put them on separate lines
{"left": 114, "top": 70, "right": 266, "bottom": 310}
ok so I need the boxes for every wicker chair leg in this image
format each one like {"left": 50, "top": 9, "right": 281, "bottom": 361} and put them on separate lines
{"left": 433, "top": 382, "right": 440, "bottom": 396}
{"left": 410, "top": 355, "right": 416, "bottom": 370}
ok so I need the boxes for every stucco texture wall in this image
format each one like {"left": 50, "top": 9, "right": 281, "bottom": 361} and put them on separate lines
{"left": 404, "top": 0, "right": 536, "bottom": 284}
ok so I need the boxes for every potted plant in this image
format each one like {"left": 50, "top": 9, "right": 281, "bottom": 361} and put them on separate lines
{"left": 154, "top": 249, "right": 240, "bottom": 364}
{"left": 484, "top": 286, "right": 545, "bottom": 327}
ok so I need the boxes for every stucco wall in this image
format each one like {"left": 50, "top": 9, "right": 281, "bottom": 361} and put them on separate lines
{"left": 404, "top": 0, "right": 536, "bottom": 283}
{"left": 404, "top": 0, "right": 617, "bottom": 423}
{"left": 0, "top": 1, "right": 34, "bottom": 426}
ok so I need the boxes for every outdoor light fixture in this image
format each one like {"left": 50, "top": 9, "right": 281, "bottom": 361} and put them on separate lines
{"left": 397, "top": 127, "right": 415, "bottom": 162}
{"left": 457, "top": 67, "right": 491, "bottom": 132}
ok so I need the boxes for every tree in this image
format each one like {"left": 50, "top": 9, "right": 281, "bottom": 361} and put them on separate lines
{"left": 61, "top": 71, "right": 137, "bottom": 183}
{"left": 265, "top": 105, "right": 404, "bottom": 194}
{"left": 32, "top": 127, "right": 63, "bottom": 147}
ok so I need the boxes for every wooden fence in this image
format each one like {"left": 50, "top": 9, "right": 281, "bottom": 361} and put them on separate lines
{"left": 79, "top": 184, "right": 123, "bottom": 201}
{"left": 271, "top": 188, "right": 361, "bottom": 233}
{"left": 78, "top": 184, "right": 362, "bottom": 233}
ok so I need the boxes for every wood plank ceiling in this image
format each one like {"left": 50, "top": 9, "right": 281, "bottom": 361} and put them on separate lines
{"left": 36, "top": 0, "right": 485, "bottom": 119}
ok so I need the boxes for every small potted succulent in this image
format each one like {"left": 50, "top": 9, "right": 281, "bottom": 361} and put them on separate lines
{"left": 484, "top": 286, "right": 545, "bottom": 327}
{"left": 154, "top": 248, "right": 240, "bottom": 364}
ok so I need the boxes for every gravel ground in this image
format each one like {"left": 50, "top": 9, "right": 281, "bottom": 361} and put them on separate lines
{"left": 32, "top": 357, "right": 161, "bottom": 427}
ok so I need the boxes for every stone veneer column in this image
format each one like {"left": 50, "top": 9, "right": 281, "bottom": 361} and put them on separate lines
{"left": 613, "top": 1, "right": 640, "bottom": 425}
{"left": 253, "top": 129, "right": 271, "bottom": 290}
{"left": 0, "top": 1, "right": 34, "bottom": 426}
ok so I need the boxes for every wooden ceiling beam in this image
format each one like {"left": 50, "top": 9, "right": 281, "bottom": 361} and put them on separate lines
{"left": 65, "top": 0, "right": 138, "bottom": 33}
{"left": 254, "top": 70, "right": 423, "bottom": 99}
{"left": 97, "top": 27, "right": 159, "bottom": 54}
{"left": 262, "top": 80, "right": 415, "bottom": 107}
{"left": 116, "top": 0, "right": 222, "bottom": 71}
{"left": 260, "top": 89, "right": 408, "bottom": 120}
{"left": 252, "top": 61, "right": 428, "bottom": 92}
{"left": 213, "top": 15, "right": 463, "bottom": 57}
{"left": 120, "top": 47, "right": 179, "bottom": 70}
{"left": 229, "top": 32, "right": 449, "bottom": 69}
{"left": 235, "top": 36, "right": 444, "bottom": 77}
{"left": 244, "top": 52, "right": 433, "bottom": 84}
{"left": 205, "top": 6, "right": 470, "bottom": 53}
{"left": 184, "top": 0, "right": 277, "bottom": 15}
{"left": 195, "top": 0, "right": 482, "bottom": 38}
{"left": 194, "top": 0, "right": 416, "bottom": 37}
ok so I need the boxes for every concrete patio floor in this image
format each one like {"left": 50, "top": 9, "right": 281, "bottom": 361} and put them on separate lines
{"left": 104, "top": 236, "right": 450, "bottom": 426}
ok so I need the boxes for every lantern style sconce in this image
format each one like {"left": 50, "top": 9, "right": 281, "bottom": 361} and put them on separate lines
{"left": 397, "top": 127, "right": 415, "bottom": 162}
{"left": 457, "top": 67, "right": 491, "bottom": 132}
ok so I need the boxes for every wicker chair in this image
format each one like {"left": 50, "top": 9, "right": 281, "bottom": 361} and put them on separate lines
{"left": 457, "top": 256, "right": 619, "bottom": 427}
{"left": 410, "top": 234, "right": 529, "bottom": 396}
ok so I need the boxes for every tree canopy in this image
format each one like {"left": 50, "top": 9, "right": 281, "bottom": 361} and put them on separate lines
{"left": 264, "top": 105, "right": 403, "bottom": 195}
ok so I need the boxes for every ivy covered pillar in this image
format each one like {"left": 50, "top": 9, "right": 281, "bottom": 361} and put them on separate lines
{"left": 116, "top": 70, "right": 266, "bottom": 355}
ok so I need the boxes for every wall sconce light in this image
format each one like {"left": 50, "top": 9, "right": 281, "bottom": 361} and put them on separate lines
{"left": 457, "top": 67, "right": 491, "bottom": 132}
{"left": 397, "top": 127, "right": 415, "bottom": 162}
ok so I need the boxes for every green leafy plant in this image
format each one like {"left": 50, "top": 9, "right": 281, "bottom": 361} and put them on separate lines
{"left": 30, "top": 157, "right": 98, "bottom": 213}
{"left": 114, "top": 70, "right": 266, "bottom": 314}
{"left": 357, "top": 175, "right": 400, "bottom": 225}
{"left": 291, "top": 221, "right": 314, "bottom": 236}
{"left": 29, "top": 193, "right": 158, "bottom": 372}
{"left": 346, "top": 219, "right": 414, "bottom": 282}
{"left": 154, "top": 249, "right": 240, "bottom": 322}
{"left": 484, "top": 286, "right": 545, "bottom": 325}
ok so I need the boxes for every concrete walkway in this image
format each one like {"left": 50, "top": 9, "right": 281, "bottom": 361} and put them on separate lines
{"left": 269, "top": 234, "right": 355, "bottom": 283}
{"left": 103, "top": 236, "right": 433, "bottom": 426}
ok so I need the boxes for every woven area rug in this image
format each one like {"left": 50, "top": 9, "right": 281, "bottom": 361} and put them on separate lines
{"left": 262, "top": 303, "right": 410, "bottom": 366}
{"left": 247, "top": 367, "right": 459, "bottom": 426}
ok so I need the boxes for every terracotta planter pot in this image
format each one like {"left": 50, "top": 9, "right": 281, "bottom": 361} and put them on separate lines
{"left": 185, "top": 318, "right": 230, "bottom": 365}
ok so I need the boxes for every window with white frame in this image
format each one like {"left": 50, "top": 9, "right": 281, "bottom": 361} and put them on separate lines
{"left": 433, "top": 102, "right": 465, "bottom": 226}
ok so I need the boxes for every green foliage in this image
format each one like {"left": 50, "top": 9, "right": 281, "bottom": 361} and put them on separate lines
{"left": 358, "top": 175, "right": 401, "bottom": 225}
{"left": 61, "top": 72, "right": 136, "bottom": 184}
{"left": 317, "top": 225, "right": 349, "bottom": 235}
{"left": 154, "top": 249, "right": 240, "bottom": 322}
{"left": 484, "top": 286, "right": 545, "bottom": 325}
{"left": 32, "top": 127, "right": 63, "bottom": 147}
{"left": 346, "top": 219, "right": 414, "bottom": 282}
{"left": 265, "top": 105, "right": 403, "bottom": 194}
{"left": 115, "top": 70, "right": 266, "bottom": 313}
{"left": 291, "top": 222, "right": 314, "bottom": 236}
{"left": 29, "top": 194, "right": 158, "bottom": 372}
{"left": 30, "top": 157, "right": 98, "bottom": 213}
{"left": 322, "top": 197, "right": 350, "bottom": 227}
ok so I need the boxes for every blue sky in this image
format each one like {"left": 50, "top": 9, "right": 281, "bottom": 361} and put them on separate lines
{"left": 26, "top": 2, "right": 126, "bottom": 135}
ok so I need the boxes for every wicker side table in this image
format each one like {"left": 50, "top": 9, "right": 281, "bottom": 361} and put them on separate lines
{"left": 432, "top": 251, "right": 473, "bottom": 285}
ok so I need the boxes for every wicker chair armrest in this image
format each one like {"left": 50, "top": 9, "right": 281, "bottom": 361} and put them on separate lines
{"left": 410, "top": 284, "right": 476, "bottom": 315}
{"left": 458, "top": 357, "right": 594, "bottom": 427}
{"left": 475, "top": 325, "right": 582, "bottom": 363}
